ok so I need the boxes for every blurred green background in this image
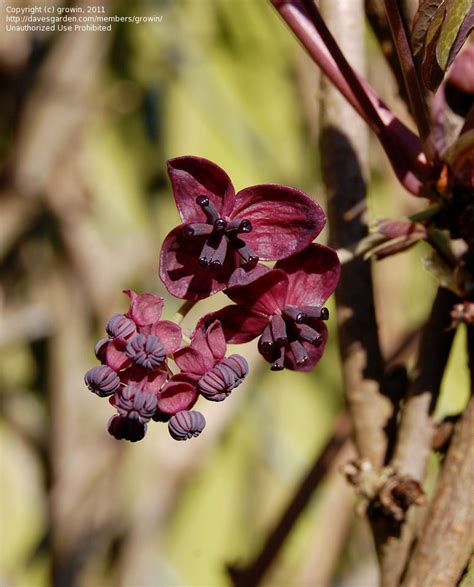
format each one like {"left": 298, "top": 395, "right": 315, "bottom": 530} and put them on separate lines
{"left": 0, "top": 1, "right": 469, "bottom": 586}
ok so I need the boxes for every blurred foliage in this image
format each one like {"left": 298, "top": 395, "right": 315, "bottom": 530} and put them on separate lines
{"left": 0, "top": 1, "right": 469, "bottom": 586}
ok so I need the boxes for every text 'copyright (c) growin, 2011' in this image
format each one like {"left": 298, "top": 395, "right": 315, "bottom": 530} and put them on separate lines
{"left": 4, "top": 5, "right": 164, "bottom": 32}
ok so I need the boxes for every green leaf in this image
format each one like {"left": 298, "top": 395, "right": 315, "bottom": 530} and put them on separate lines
{"left": 411, "top": 0, "right": 446, "bottom": 54}
{"left": 436, "top": 0, "right": 472, "bottom": 69}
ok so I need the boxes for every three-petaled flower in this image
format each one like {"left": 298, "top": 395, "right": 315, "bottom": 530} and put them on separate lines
{"left": 159, "top": 156, "right": 326, "bottom": 300}
{"left": 174, "top": 320, "right": 249, "bottom": 402}
{"left": 95, "top": 290, "right": 182, "bottom": 373}
{"left": 200, "top": 244, "right": 340, "bottom": 371}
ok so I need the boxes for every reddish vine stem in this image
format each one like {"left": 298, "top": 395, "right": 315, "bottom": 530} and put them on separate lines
{"left": 270, "top": 0, "right": 428, "bottom": 195}
{"left": 364, "top": 0, "right": 410, "bottom": 109}
{"left": 383, "top": 0, "right": 437, "bottom": 162}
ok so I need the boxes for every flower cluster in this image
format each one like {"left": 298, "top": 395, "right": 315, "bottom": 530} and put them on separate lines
{"left": 85, "top": 290, "right": 249, "bottom": 442}
{"left": 85, "top": 156, "right": 340, "bottom": 442}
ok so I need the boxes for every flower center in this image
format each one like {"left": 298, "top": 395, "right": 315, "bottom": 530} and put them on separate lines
{"left": 259, "top": 305, "right": 329, "bottom": 370}
{"left": 183, "top": 195, "right": 259, "bottom": 271}
{"left": 125, "top": 334, "right": 166, "bottom": 371}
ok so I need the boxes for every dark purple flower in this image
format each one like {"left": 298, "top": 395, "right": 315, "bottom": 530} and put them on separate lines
{"left": 125, "top": 334, "right": 166, "bottom": 370}
{"left": 201, "top": 244, "right": 340, "bottom": 372}
{"left": 99, "top": 290, "right": 182, "bottom": 372}
{"left": 84, "top": 365, "right": 121, "bottom": 397}
{"left": 159, "top": 156, "right": 326, "bottom": 300}
{"left": 197, "top": 355, "right": 248, "bottom": 402}
{"left": 108, "top": 384, "right": 158, "bottom": 442}
{"left": 168, "top": 410, "right": 206, "bottom": 441}
{"left": 174, "top": 320, "right": 248, "bottom": 401}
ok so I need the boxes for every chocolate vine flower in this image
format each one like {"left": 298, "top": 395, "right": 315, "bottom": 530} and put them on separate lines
{"left": 160, "top": 156, "right": 326, "bottom": 300}
{"left": 108, "top": 384, "right": 159, "bottom": 442}
{"left": 98, "top": 290, "right": 182, "bottom": 372}
{"left": 174, "top": 319, "right": 249, "bottom": 401}
{"left": 202, "top": 244, "right": 340, "bottom": 371}
{"left": 168, "top": 410, "right": 206, "bottom": 441}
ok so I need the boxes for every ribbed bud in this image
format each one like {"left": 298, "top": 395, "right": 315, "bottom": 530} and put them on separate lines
{"left": 108, "top": 415, "right": 147, "bottom": 442}
{"left": 168, "top": 410, "right": 206, "bottom": 441}
{"left": 106, "top": 313, "right": 137, "bottom": 339}
{"left": 115, "top": 384, "right": 158, "bottom": 423}
{"left": 125, "top": 334, "right": 166, "bottom": 370}
{"left": 84, "top": 365, "right": 120, "bottom": 397}
{"left": 197, "top": 354, "right": 249, "bottom": 401}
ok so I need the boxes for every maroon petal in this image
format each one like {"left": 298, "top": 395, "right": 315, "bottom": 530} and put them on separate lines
{"left": 276, "top": 244, "right": 340, "bottom": 307}
{"left": 151, "top": 320, "right": 182, "bottom": 354}
{"left": 124, "top": 290, "right": 164, "bottom": 326}
{"left": 105, "top": 339, "right": 131, "bottom": 371}
{"left": 122, "top": 366, "right": 168, "bottom": 394}
{"left": 284, "top": 325, "right": 328, "bottom": 372}
{"left": 198, "top": 306, "right": 268, "bottom": 344}
{"left": 159, "top": 226, "right": 238, "bottom": 300}
{"left": 174, "top": 323, "right": 220, "bottom": 374}
{"left": 231, "top": 185, "right": 325, "bottom": 259}
{"left": 167, "top": 156, "right": 236, "bottom": 223}
{"left": 157, "top": 376, "right": 199, "bottom": 414}
{"left": 174, "top": 347, "right": 211, "bottom": 375}
{"left": 226, "top": 268, "right": 288, "bottom": 317}
{"left": 205, "top": 320, "right": 226, "bottom": 362}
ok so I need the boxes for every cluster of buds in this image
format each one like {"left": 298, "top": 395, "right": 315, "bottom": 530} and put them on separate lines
{"left": 85, "top": 290, "right": 249, "bottom": 442}
{"left": 85, "top": 156, "right": 341, "bottom": 442}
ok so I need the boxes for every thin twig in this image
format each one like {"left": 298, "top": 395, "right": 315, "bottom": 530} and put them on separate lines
{"left": 227, "top": 412, "right": 352, "bottom": 587}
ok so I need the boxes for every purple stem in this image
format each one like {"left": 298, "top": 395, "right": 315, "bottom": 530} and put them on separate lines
{"left": 270, "top": 0, "right": 430, "bottom": 195}
{"left": 383, "top": 0, "right": 437, "bottom": 161}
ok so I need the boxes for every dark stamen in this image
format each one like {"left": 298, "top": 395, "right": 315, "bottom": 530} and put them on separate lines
{"left": 282, "top": 306, "right": 306, "bottom": 324}
{"left": 300, "top": 305, "right": 326, "bottom": 320}
{"left": 289, "top": 340, "right": 309, "bottom": 366}
{"left": 213, "top": 218, "right": 227, "bottom": 233}
{"left": 183, "top": 223, "right": 213, "bottom": 239}
{"left": 294, "top": 323, "right": 321, "bottom": 345}
{"left": 226, "top": 219, "right": 253, "bottom": 233}
{"left": 271, "top": 345, "right": 285, "bottom": 371}
{"left": 210, "top": 237, "right": 228, "bottom": 271}
{"left": 239, "top": 219, "right": 252, "bottom": 233}
{"left": 196, "top": 195, "right": 219, "bottom": 223}
{"left": 260, "top": 325, "right": 274, "bottom": 353}
{"left": 320, "top": 307, "right": 329, "bottom": 320}
{"left": 270, "top": 315, "right": 288, "bottom": 346}
{"left": 232, "top": 236, "right": 259, "bottom": 268}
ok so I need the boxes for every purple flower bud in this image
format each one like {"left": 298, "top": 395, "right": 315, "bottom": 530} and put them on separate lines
{"left": 106, "top": 313, "right": 137, "bottom": 339}
{"left": 168, "top": 410, "right": 206, "bottom": 441}
{"left": 115, "top": 384, "right": 158, "bottom": 423}
{"left": 84, "top": 365, "right": 120, "bottom": 397}
{"left": 125, "top": 334, "right": 166, "bottom": 371}
{"left": 108, "top": 414, "right": 147, "bottom": 442}
{"left": 198, "top": 354, "right": 248, "bottom": 402}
